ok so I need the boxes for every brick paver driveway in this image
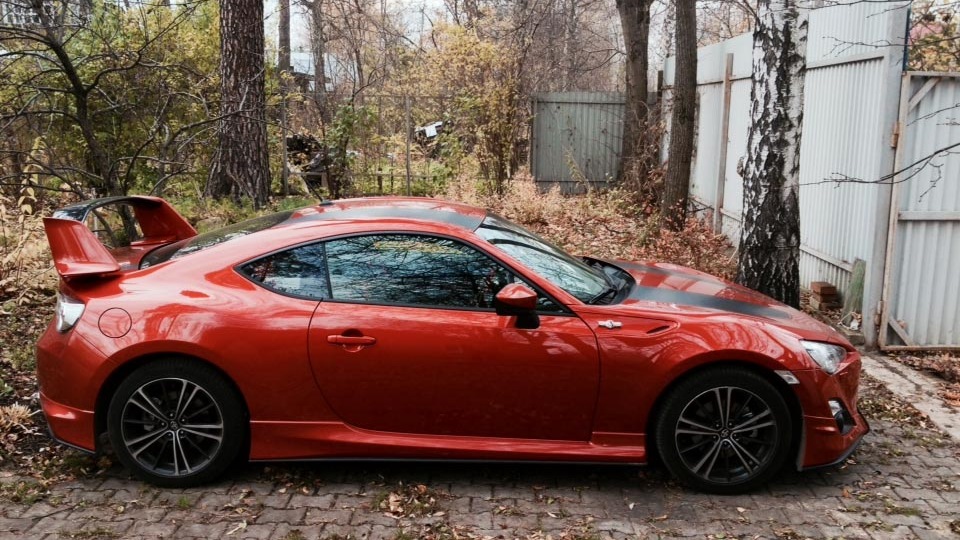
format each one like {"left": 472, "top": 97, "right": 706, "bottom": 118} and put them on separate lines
{"left": 2, "top": 377, "right": 958, "bottom": 540}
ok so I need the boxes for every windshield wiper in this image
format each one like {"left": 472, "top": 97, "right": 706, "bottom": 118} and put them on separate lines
{"left": 588, "top": 285, "right": 618, "bottom": 305}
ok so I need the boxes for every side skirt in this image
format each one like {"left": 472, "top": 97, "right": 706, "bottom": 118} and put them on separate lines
{"left": 248, "top": 422, "right": 647, "bottom": 463}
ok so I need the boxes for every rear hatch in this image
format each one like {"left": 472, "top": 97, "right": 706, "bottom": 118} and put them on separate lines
{"left": 44, "top": 196, "right": 196, "bottom": 279}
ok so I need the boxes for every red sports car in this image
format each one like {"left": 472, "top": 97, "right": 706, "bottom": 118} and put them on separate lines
{"left": 37, "top": 196, "right": 867, "bottom": 493}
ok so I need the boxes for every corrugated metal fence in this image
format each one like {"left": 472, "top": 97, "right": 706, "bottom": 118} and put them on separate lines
{"left": 661, "top": 0, "right": 960, "bottom": 349}
{"left": 530, "top": 92, "right": 624, "bottom": 193}
{"left": 529, "top": 3, "right": 960, "bottom": 348}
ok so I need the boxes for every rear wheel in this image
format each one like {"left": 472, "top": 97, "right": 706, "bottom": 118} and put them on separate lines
{"left": 655, "top": 367, "right": 793, "bottom": 494}
{"left": 107, "top": 359, "right": 245, "bottom": 487}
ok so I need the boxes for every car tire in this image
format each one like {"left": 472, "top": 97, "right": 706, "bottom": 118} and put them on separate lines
{"left": 655, "top": 367, "right": 794, "bottom": 494}
{"left": 107, "top": 359, "right": 246, "bottom": 487}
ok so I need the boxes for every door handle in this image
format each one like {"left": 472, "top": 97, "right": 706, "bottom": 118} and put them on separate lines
{"left": 327, "top": 335, "right": 377, "bottom": 346}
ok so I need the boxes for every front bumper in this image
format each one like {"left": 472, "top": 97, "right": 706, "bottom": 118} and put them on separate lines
{"left": 793, "top": 351, "right": 870, "bottom": 469}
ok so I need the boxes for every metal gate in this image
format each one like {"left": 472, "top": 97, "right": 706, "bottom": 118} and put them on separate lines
{"left": 530, "top": 92, "right": 625, "bottom": 193}
{"left": 880, "top": 72, "right": 960, "bottom": 350}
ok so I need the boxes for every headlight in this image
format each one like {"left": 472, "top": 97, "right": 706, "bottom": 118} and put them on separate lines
{"left": 55, "top": 292, "right": 85, "bottom": 333}
{"left": 801, "top": 340, "right": 847, "bottom": 374}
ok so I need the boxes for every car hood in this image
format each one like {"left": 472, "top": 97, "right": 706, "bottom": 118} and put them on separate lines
{"left": 600, "top": 261, "right": 848, "bottom": 345}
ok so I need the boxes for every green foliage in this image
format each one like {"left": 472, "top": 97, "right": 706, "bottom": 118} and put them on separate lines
{"left": 414, "top": 25, "right": 527, "bottom": 196}
{"left": 0, "top": 0, "right": 221, "bottom": 197}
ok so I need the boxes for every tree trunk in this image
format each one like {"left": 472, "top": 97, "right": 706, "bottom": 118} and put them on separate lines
{"left": 306, "top": 0, "right": 330, "bottom": 124}
{"left": 562, "top": 0, "right": 579, "bottom": 90}
{"left": 207, "top": 0, "right": 270, "bottom": 209}
{"left": 278, "top": 0, "right": 291, "bottom": 75}
{"left": 660, "top": 0, "right": 697, "bottom": 230}
{"left": 616, "top": 0, "right": 652, "bottom": 184}
{"left": 736, "top": 0, "right": 807, "bottom": 308}
{"left": 33, "top": 4, "right": 119, "bottom": 195}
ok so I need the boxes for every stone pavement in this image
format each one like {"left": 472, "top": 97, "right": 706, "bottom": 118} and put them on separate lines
{"left": 1, "top": 377, "right": 959, "bottom": 540}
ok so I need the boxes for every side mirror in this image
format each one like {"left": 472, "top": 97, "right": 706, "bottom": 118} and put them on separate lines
{"left": 494, "top": 283, "right": 540, "bottom": 329}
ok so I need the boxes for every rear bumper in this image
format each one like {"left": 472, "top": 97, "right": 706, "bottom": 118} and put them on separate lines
{"left": 39, "top": 392, "right": 96, "bottom": 452}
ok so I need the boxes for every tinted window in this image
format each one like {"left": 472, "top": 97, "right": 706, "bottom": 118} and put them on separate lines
{"left": 476, "top": 215, "right": 609, "bottom": 303}
{"left": 241, "top": 243, "right": 330, "bottom": 299}
{"left": 325, "top": 235, "right": 510, "bottom": 308}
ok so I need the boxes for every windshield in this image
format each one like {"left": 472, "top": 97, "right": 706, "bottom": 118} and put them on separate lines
{"left": 476, "top": 214, "right": 609, "bottom": 303}
{"left": 141, "top": 211, "right": 294, "bottom": 268}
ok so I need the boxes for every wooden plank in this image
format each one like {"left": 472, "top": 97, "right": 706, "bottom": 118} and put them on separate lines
{"left": 898, "top": 210, "right": 960, "bottom": 221}
{"left": 886, "top": 319, "right": 918, "bottom": 347}
{"left": 799, "top": 244, "right": 855, "bottom": 273}
{"left": 714, "top": 53, "right": 734, "bottom": 234}
{"left": 908, "top": 77, "right": 940, "bottom": 112}
{"left": 806, "top": 50, "right": 885, "bottom": 71}
{"left": 878, "top": 73, "right": 914, "bottom": 349}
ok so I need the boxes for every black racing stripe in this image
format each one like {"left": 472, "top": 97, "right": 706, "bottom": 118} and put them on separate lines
{"left": 617, "top": 261, "right": 714, "bottom": 283}
{"left": 629, "top": 286, "right": 790, "bottom": 320}
{"left": 289, "top": 206, "right": 483, "bottom": 230}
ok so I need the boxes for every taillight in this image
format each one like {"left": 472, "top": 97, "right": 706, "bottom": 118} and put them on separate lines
{"left": 55, "top": 292, "right": 85, "bottom": 333}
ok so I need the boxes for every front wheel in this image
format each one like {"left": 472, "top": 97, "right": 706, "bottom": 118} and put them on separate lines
{"left": 655, "top": 367, "right": 794, "bottom": 494}
{"left": 107, "top": 359, "right": 246, "bottom": 487}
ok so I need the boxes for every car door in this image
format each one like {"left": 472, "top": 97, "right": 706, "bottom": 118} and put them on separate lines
{"left": 306, "top": 233, "right": 601, "bottom": 441}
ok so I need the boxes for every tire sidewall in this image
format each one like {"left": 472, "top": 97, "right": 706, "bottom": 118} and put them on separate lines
{"left": 107, "top": 359, "right": 246, "bottom": 488}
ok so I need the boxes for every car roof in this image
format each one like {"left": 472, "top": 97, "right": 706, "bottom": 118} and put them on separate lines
{"left": 283, "top": 197, "right": 488, "bottom": 231}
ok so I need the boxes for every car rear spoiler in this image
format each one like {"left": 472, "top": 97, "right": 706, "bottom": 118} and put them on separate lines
{"left": 44, "top": 196, "right": 197, "bottom": 279}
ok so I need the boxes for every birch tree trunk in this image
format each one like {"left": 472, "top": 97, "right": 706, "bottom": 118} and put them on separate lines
{"left": 206, "top": 0, "right": 270, "bottom": 209}
{"left": 660, "top": 0, "right": 697, "bottom": 230}
{"left": 736, "top": 0, "right": 808, "bottom": 308}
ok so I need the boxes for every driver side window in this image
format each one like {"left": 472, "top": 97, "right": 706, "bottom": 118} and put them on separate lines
{"left": 325, "top": 234, "right": 508, "bottom": 308}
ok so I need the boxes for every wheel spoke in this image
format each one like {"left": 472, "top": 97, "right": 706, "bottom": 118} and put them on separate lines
{"left": 728, "top": 439, "right": 757, "bottom": 473}
{"left": 170, "top": 434, "right": 180, "bottom": 476}
{"left": 182, "top": 434, "right": 213, "bottom": 460}
{"left": 177, "top": 385, "right": 201, "bottom": 419}
{"left": 678, "top": 415, "right": 717, "bottom": 433}
{"left": 175, "top": 434, "right": 193, "bottom": 474}
{"left": 679, "top": 437, "right": 716, "bottom": 454}
{"left": 731, "top": 394, "right": 753, "bottom": 422}
{"left": 731, "top": 409, "right": 771, "bottom": 431}
{"left": 712, "top": 388, "right": 724, "bottom": 426}
{"left": 691, "top": 439, "right": 722, "bottom": 474}
{"left": 676, "top": 427, "right": 716, "bottom": 436}
{"left": 128, "top": 430, "right": 168, "bottom": 458}
{"left": 700, "top": 441, "right": 723, "bottom": 479}
{"left": 181, "top": 426, "right": 223, "bottom": 442}
{"left": 183, "top": 402, "right": 215, "bottom": 422}
{"left": 129, "top": 393, "right": 166, "bottom": 422}
{"left": 733, "top": 420, "right": 776, "bottom": 434}
{"left": 150, "top": 438, "right": 169, "bottom": 469}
